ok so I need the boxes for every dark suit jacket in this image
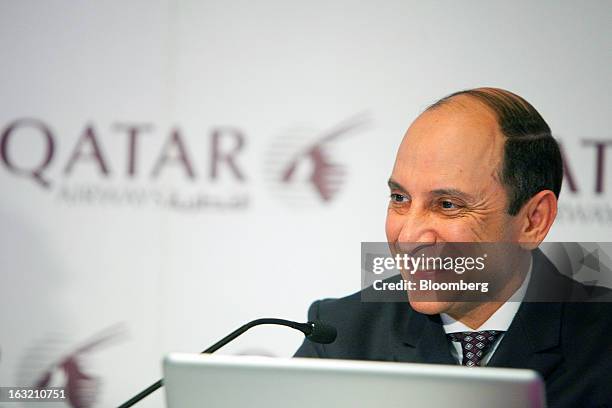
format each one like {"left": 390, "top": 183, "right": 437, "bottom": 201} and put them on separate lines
{"left": 295, "top": 250, "right": 612, "bottom": 407}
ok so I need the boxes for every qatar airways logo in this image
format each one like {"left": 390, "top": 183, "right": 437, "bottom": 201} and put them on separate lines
{"left": 263, "top": 114, "right": 369, "bottom": 206}
{"left": 0, "top": 117, "right": 364, "bottom": 210}
{"left": 18, "top": 324, "right": 126, "bottom": 408}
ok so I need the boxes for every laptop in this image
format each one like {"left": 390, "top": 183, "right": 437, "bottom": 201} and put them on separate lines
{"left": 163, "top": 353, "right": 545, "bottom": 408}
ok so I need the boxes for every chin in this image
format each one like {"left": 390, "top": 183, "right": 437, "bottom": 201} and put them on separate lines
{"left": 408, "top": 299, "right": 454, "bottom": 315}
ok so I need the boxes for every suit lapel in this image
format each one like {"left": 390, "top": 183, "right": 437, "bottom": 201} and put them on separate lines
{"left": 487, "top": 249, "right": 565, "bottom": 377}
{"left": 392, "top": 306, "right": 456, "bottom": 365}
{"left": 488, "top": 301, "right": 563, "bottom": 378}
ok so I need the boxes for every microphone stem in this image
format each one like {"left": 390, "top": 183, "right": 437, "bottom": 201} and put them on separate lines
{"left": 202, "top": 318, "right": 307, "bottom": 354}
{"left": 118, "top": 380, "right": 163, "bottom": 408}
{"left": 117, "top": 318, "right": 309, "bottom": 407}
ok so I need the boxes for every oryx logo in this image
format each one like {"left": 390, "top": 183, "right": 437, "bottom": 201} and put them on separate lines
{"left": 17, "top": 324, "right": 126, "bottom": 408}
{"left": 264, "top": 114, "right": 369, "bottom": 205}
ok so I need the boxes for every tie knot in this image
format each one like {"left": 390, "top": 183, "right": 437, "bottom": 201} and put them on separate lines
{"left": 447, "top": 330, "right": 504, "bottom": 367}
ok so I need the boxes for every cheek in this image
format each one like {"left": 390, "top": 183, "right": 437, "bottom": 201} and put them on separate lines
{"left": 498, "top": 215, "right": 522, "bottom": 241}
{"left": 437, "top": 220, "right": 482, "bottom": 241}
{"left": 466, "top": 215, "right": 515, "bottom": 241}
{"left": 437, "top": 215, "right": 508, "bottom": 242}
{"left": 385, "top": 211, "right": 402, "bottom": 241}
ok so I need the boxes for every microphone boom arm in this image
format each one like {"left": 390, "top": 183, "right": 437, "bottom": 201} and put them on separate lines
{"left": 117, "top": 318, "right": 334, "bottom": 407}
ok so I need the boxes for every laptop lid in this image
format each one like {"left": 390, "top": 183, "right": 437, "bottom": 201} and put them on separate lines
{"left": 163, "top": 353, "right": 545, "bottom": 408}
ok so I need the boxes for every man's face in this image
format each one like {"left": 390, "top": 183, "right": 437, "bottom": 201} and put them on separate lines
{"left": 385, "top": 97, "right": 523, "bottom": 315}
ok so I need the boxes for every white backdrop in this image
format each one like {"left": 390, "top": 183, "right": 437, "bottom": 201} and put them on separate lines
{"left": 1, "top": 1, "right": 610, "bottom": 406}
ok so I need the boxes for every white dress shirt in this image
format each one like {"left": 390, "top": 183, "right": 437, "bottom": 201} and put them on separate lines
{"left": 440, "top": 259, "right": 532, "bottom": 366}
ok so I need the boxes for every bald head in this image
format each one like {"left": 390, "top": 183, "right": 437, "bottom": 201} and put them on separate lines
{"left": 395, "top": 95, "right": 505, "bottom": 193}
{"left": 424, "top": 87, "right": 562, "bottom": 215}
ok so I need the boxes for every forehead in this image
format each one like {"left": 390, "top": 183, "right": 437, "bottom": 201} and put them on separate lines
{"left": 393, "top": 98, "right": 505, "bottom": 193}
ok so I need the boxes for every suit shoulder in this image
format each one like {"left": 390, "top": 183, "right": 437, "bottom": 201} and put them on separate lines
{"left": 304, "top": 288, "right": 411, "bottom": 360}
{"left": 312, "top": 287, "right": 405, "bottom": 323}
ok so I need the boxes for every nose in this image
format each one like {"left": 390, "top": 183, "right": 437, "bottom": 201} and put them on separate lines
{"left": 394, "top": 207, "right": 438, "bottom": 244}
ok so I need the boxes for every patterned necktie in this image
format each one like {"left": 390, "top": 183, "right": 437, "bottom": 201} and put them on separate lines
{"left": 447, "top": 330, "right": 504, "bottom": 367}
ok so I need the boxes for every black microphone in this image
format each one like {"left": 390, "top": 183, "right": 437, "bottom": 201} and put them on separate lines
{"left": 118, "top": 318, "right": 336, "bottom": 407}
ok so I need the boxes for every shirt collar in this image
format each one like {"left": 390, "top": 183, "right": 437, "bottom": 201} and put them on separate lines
{"left": 441, "top": 256, "right": 532, "bottom": 333}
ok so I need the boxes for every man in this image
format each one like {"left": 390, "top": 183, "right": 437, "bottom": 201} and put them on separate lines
{"left": 295, "top": 88, "right": 612, "bottom": 407}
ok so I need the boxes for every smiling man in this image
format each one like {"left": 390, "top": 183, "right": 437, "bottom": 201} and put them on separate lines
{"left": 295, "top": 88, "right": 612, "bottom": 407}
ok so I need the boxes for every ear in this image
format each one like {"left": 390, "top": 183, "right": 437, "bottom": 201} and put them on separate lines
{"left": 517, "top": 190, "right": 558, "bottom": 249}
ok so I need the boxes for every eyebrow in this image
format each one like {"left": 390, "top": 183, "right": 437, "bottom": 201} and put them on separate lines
{"left": 430, "top": 188, "right": 476, "bottom": 202}
{"left": 388, "top": 179, "right": 476, "bottom": 202}
{"left": 387, "top": 179, "right": 407, "bottom": 192}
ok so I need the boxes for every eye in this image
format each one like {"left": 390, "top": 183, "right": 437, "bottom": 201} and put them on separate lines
{"left": 390, "top": 193, "right": 409, "bottom": 203}
{"left": 441, "top": 200, "right": 457, "bottom": 209}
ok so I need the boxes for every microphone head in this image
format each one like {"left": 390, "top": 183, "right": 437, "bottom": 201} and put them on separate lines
{"left": 306, "top": 320, "right": 337, "bottom": 344}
